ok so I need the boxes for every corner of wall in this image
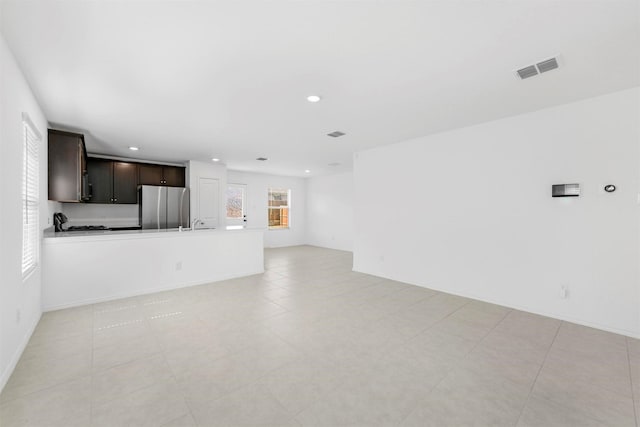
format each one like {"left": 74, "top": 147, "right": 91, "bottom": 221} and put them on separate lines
{"left": 0, "top": 309, "right": 40, "bottom": 393}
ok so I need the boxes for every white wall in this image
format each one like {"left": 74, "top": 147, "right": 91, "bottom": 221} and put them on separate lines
{"left": 61, "top": 203, "right": 139, "bottom": 227}
{"left": 227, "top": 170, "right": 307, "bottom": 248}
{"left": 0, "top": 34, "right": 54, "bottom": 391}
{"left": 187, "top": 161, "right": 227, "bottom": 229}
{"left": 306, "top": 172, "right": 354, "bottom": 251}
{"left": 354, "top": 88, "right": 640, "bottom": 338}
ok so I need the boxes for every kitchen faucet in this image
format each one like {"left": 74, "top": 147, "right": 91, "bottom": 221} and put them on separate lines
{"left": 191, "top": 218, "right": 202, "bottom": 230}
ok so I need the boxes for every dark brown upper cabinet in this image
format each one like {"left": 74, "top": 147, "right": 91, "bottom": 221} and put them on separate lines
{"left": 86, "top": 158, "right": 139, "bottom": 204}
{"left": 163, "top": 166, "right": 186, "bottom": 187}
{"left": 113, "top": 162, "right": 139, "bottom": 203}
{"left": 138, "top": 164, "right": 163, "bottom": 186}
{"left": 48, "top": 129, "right": 89, "bottom": 202}
{"left": 86, "top": 158, "right": 112, "bottom": 203}
{"left": 138, "top": 164, "right": 185, "bottom": 187}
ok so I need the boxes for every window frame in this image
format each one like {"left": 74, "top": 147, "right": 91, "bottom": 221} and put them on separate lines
{"left": 21, "top": 113, "right": 41, "bottom": 280}
{"left": 267, "top": 188, "right": 290, "bottom": 230}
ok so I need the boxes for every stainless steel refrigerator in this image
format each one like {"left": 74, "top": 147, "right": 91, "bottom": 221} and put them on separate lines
{"left": 139, "top": 185, "right": 190, "bottom": 229}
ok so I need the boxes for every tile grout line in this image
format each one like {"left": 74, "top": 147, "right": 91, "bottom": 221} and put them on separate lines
{"left": 166, "top": 260, "right": 353, "bottom": 425}
{"left": 396, "top": 298, "right": 505, "bottom": 426}
{"left": 373, "top": 288, "right": 443, "bottom": 323}
{"left": 112, "top": 270, "right": 336, "bottom": 422}
{"left": 464, "top": 306, "right": 513, "bottom": 354}
{"left": 148, "top": 307, "right": 199, "bottom": 425}
{"left": 271, "top": 263, "right": 387, "bottom": 422}
{"left": 513, "top": 319, "right": 562, "bottom": 426}
{"left": 626, "top": 337, "right": 639, "bottom": 427}
{"left": 92, "top": 304, "right": 189, "bottom": 421}
{"left": 90, "top": 307, "right": 95, "bottom": 424}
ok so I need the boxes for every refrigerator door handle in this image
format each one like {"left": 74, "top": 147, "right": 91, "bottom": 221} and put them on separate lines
{"left": 157, "top": 186, "right": 162, "bottom": 230}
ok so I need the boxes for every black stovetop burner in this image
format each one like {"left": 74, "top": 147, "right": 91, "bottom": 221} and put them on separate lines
{"left": 66, "top": 225, "right": 109, "bottom": 231}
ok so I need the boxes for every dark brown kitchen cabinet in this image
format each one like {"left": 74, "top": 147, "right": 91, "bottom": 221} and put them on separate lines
{"left": 113, "top": 162, "right": 138, "bottom": 203}
{"left": 163, "top": 166, "right": 185, "bottom": 187}
{"left": 48, "top": 129, "right": 89, "bottom": 202}
{"left": 86, "top": 158, "right": 112, "bottom": 203}
{"left": 138, "top": 164, "right": 163, "bottom": 186}
{"left": 138, "top": 164, "right": 185, "bottom": 187}
{"left": 86, "top": 158, "right": 138, "bottom": 204}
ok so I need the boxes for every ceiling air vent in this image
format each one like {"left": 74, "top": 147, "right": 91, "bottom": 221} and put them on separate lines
{"left": 327, "top": 131, "right": 346, "bottom": 138}
{"left": 536, "top": 57, "right": 559, "bottom": 74}
{"left": 516, "top": 65, "right": 538, "bottom": 80}
{"left": 516, "top": 56, "right": 560, "bottom": 80}
{"left": 256, "top": 157, "right": 268, "bottom": 161}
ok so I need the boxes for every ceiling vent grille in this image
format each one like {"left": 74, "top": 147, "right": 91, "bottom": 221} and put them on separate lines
{"left": 516, "top": 65, "right": 539, "bottom": 80}
{"left": 516, "top": 56, "right": 560, "bottom": 80}
{"left": 327, "top": 131, "right": 346, "bottom": 138}
{"left": 536, "top": 57, "right": 559, "bottom": 74}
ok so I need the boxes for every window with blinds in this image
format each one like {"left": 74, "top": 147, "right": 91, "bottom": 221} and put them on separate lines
{"left": 22, "top": 114, "right": 40, "bottom": 279}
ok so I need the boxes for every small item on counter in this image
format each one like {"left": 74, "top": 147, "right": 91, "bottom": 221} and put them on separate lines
{"left": 53, "top": 212, "right": 68, "bottom": 232}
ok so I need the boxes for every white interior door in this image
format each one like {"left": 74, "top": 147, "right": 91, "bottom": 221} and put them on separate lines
{"left": 197, "top": 177, "right": 219, "bottom": 228}
{"left": 226, "top": 183, "right": 247, "bottom": 226}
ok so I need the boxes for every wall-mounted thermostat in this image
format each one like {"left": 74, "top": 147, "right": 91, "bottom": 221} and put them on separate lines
{"left": 552, "top": 183, "right": 580, "bottom": 197}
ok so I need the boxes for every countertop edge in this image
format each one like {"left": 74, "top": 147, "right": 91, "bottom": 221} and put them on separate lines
{"left": 43, "top": 227, "right": 266, "bottom": 244}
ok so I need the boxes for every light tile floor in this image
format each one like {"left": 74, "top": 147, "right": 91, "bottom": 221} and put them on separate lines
{"left": 1, "top": 245, "right": 638, "bottom": 426}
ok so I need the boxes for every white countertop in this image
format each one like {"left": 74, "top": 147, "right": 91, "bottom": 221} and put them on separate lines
{"left": 44, "top": 226, "right": 265, "bottom": 244}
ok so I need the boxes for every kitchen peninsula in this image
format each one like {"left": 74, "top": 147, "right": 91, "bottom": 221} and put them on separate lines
{"left": 42, "top": 227, "right": 264, "bottom": 311}
{"left": 44, "top": 129, "right": 261, "bottom": 311}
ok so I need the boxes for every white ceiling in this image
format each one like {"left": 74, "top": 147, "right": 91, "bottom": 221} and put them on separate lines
{"left": 1, "top": 1, "right": 638, "bottom": 177}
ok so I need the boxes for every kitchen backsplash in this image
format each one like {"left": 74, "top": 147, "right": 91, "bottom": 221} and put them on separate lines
{"left": 61, "top": 203, "right": 139, "bottom": 227}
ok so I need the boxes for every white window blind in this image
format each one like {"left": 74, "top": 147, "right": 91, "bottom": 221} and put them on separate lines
{"left": 22, "top": 114, "right": 40, "bottom": 278}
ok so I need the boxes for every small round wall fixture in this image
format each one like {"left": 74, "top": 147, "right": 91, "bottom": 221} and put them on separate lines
{"left": 211, "top": 158, "right": 220, "bottom": 162}
{"left": 306, "top": 95, "right": 321, "bottom": 103}
{"left": 129, "top": 146, "right": 139, "bottom": 151}
{"left": 604, "top": 184, "right": 616, "bottom": 193}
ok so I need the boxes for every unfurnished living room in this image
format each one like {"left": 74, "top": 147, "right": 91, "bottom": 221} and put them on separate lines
{"left": 0, "top": 1, "right": 639, "bottom": 426}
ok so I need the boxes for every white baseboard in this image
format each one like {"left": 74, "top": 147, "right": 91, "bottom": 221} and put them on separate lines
{"left": 0, "top": 310, "right": 41, "bottom": 394}
{"left": 352, "top": 267, "right": 640, "bottom": 340}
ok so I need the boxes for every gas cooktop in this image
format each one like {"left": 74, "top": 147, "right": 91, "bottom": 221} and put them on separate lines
{"left": 65, "top": 225, "right": 109, "bottom": 231}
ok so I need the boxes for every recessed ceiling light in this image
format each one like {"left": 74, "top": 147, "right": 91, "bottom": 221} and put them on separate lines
{"left": 256, "top": 157, "right": 268, "bottom": 161}
{"left": 129, "top": 146, "right": 139, "bottom": 151}
{"left": 211, "top": 158, "right": 220, "bottom": 162}
{"left": 306, "top": 95, "right": 321, "bottom": 103}
{"left": 327, "top": 131, "right": 345, "bottom": 138}
{"left": 304, "top": 170, "right": 311, "bottom": 173}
